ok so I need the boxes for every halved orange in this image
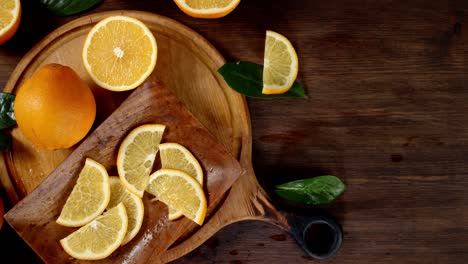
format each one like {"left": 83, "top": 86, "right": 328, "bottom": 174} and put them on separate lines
{"left": 0, "top": 0, "right": 21, "bottom": 45}
{"left": 174, "top": 0, "right": 240, "bottom": 19}
{"left": 82, "top": 16, "right": 157, "bottom": 91}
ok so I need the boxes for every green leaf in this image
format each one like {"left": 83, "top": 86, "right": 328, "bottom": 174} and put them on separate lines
{"left": 217, "top": 61, "right": 306, "bottom": 98}
{"left": 39, "top": 0, "right": 103, "bottom": 16}
{"left": 0, "top": 130, "right": 11, "bottom": 152}
{"left": 0, "top": 93, "right": 16, "bottom": 130}
{"left": 275, "top": 176, "right": 346, "bottom": 205}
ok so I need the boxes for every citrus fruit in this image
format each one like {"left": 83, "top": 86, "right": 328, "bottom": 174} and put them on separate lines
{"left": 117, "top": 124, "right": 165, "bottom": 197}
{"left": 108, "top": 176, "right": 144, "bottom": 245}
{"left": 0, "top": 0, "right": 21, "bottom": 45}
{"left": 60, "top": 203, "right": 128, "bottom": 260}
{"left": 147, "top": 169, "right": 207, "bottom": 225}
{"left": 14, "top": 63, "right": 96, "bottom": 150}
{"left": 57, "top": 158, "right": 110, "bottom": 227}
{"left": 82, "top": 15, "right": 157, "bottom": 91}
{"left": 262, "top": 30, "right": 299, "bottom": 94}
{"left": 173, "top": 0, "right": 240, "bottom": 19}
{"left": 159, "top": 142, "right": 203, "bottom": 220}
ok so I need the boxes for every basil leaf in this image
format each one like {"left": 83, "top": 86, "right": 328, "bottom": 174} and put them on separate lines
{"left": 39, "top": 0, "right": 103, "bottom": 16}
{"left": 0, "top": 131, "right": 11, "bottom": 152}
{"left": 275, "top": 176, "right": 346, "bottom": 205}
{"left": 217, "top": 61, "right": 306, "bottom": 98}
{"left": 0, "top": 93, "right": 16, "bottom": 130}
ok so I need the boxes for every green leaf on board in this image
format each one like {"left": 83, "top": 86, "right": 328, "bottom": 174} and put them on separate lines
{"left": 275, "top": 176, "right": 346, "bottom": 205}
{"left": 217, "top": 61, "right": 305, "bottom": 98}
{"left": 0, "top": 93, "right": 16, "bottom": 130}
{"left": 39, "top": 0, "right": 103, "bottom": 16}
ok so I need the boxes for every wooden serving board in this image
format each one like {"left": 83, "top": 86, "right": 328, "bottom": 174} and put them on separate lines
{"left": 5, "top": 78, "right": 243, "bottom": 263}
{"left": 0, "top": 11, "right": 247, "bottom": 203}
{"left": 1, "top": 11, "right": 298, "bottom": 263}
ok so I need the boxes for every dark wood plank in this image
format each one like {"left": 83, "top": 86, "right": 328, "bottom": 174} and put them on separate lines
{"left": 2, "top": 0, "right": 468, "bottom": 263}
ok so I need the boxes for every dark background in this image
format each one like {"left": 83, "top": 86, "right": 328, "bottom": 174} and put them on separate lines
{"left": 1, "top": 0, "right": 468, "bottom": 263}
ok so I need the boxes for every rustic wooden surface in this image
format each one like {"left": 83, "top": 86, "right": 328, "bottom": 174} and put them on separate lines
{"left": 1, "top": 0, "right": 468, "bottom": 263}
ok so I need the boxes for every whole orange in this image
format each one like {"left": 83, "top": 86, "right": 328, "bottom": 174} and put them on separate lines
{"left": 14, "top": 64, "right": 96, "bottom": 150}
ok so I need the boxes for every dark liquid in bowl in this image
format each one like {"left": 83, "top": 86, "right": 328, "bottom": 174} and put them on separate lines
{"left": 304, "top": 222, "right": 336, "bottom": 256}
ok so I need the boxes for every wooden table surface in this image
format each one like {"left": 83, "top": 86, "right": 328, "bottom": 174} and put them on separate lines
{"left": 2, "top": 0, "right": 468, "bottom": 263}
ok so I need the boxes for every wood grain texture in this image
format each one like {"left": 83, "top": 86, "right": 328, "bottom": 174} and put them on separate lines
{"left": 1, "top": 0, "right": 468, "bottom": 263}
{"left": 1, "top": 10, "right": 292, "bottom": 264}
{"left": 1, "top": 11, "right": 246, "bottom": 197}
{"left": 5, "top": 78, "right": 242, "bottom": 263}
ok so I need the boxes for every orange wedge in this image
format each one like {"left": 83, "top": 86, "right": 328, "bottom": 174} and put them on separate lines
{"left": 262, "top": 30, "right": 299, "bottom": 94}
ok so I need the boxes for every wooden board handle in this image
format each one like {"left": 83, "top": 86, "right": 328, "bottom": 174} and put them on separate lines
{"left": 160, "top": 165, "right": 289, "bottom": 263}
{"left": 286, "top": 209, "right": 343, "bottom": 260}
{"left": 161, "top": 166, "right": 344, "bottom": 262}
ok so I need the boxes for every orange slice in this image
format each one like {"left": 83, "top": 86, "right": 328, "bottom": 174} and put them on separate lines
{"left": 159, "top": 143, "right": 203, "bottom": 220}
{"left": 60, "top": 203, "right": 128, "bottom": 260}
{"left": 108, "top": 177, "right": 144, "bottom": 245}
{"left": 117, "top": 124, "right": 165, "bottom": 197}
{"left": 147, "top": 169, "right": 207, "bottom": 225}
{"left": 56, "top": 158, "right": 110, "bottom": 227}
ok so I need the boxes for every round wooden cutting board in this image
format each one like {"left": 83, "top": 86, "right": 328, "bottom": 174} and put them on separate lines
{"left": 0, "top": 10, "right": 248, "bottom": 203}
{"left": 1, "top": 11, "right": 311, "bottom": 263}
